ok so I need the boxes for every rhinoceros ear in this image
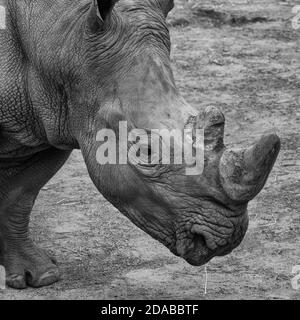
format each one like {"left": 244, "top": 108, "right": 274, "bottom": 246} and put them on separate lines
{"left": 96, "top": 0, "right": 118, "bottom": 21}
{"left": 158, "top": 0, "right": 174, "bottom": 17}
{"left": 87, "top": 0, "right": 118, "bottom": 33}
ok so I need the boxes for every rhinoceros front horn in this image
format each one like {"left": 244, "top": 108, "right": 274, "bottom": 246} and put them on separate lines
{"left": 219, "top": 134, "right": 281, "bottom": 202}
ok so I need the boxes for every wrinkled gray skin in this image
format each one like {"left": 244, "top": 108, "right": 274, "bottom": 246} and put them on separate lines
{"left": 0, "top": 0, "right": 280, "bottom": 289}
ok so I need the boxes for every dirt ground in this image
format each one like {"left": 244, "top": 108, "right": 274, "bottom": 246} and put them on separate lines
{"left": 1, "top": 0, "right": 299, "bottom": 300}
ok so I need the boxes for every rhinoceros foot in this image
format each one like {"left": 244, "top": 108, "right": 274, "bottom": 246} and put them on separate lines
{"left": 2, "top": 239, "right": 59, "bottom": 289}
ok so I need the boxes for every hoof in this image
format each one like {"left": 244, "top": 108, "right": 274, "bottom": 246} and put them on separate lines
{"left": 3, "top": 240, "right": 60, "bottom": 289}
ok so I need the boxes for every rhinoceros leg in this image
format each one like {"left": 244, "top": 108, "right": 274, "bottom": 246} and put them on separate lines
{"left": 0, "top": 148, "right": 71, "bottom": 289}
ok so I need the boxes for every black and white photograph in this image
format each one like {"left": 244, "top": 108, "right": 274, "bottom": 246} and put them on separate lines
{"left": 0, "top": 0, "right": 299, "bottom": 303}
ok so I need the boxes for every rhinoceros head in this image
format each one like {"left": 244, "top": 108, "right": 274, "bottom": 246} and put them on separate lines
{"left": 114, "top": 108, "right": 280, "bottom": 266}
{"left": 72, "top": 0, "right": 280, "bottom": 266}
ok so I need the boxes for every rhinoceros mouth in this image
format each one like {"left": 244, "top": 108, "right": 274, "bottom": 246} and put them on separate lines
{"left": 173, "top": 210, "right": 249, "bottom": 266}
{"left": 179, "top": 234, "right": 215, "bottom": 266}
{"left": 175, "top": 230, "right": 235, "bottom": 266}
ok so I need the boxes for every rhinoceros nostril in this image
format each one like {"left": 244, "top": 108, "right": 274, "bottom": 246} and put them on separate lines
{"left": 191, "top": 225, "right": 218, "bottom": 251}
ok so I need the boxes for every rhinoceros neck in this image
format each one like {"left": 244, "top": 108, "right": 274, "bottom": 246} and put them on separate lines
{"left": 9, "top": 0, "right": 88, "bottom": 77}
{"left": 5, "top": 0, "right": 89, "bottom": 149}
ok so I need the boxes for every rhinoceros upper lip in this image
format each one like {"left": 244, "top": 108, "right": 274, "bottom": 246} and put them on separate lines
{"left": 177, "top": 233, "right": 214, "bottom": 266}
{"left": 190, "top": 225, "right": 218, "bottom": 251}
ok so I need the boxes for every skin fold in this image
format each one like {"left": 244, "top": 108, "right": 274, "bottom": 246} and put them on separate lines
{"left": 0, "top": 0, "right": 280, "bottom": 289}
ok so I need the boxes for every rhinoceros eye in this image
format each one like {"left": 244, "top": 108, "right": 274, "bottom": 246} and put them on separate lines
{"left": 138, "top": 144, "right": 160, "bottom": 167}
{"left": 138, "top": 145, "right": 151, "bottom": 160}
{"left": 128, "top": 142, "right": 161, "bottom": 168}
